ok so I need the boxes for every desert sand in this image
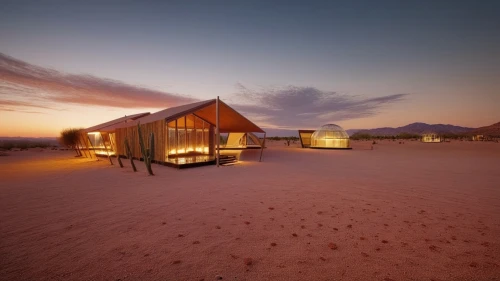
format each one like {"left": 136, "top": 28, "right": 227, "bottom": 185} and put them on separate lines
{"left": 1, "top": 141, "right": 499, "bottom": 281}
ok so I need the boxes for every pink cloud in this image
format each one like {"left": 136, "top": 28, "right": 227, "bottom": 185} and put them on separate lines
{"left": 0, "top": 53, "right": 197, "bottom": 111}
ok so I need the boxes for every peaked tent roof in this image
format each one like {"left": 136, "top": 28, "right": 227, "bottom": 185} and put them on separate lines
{"left": 83, "top": 112, "right": 150, "bottom": 133}
{"left": 100, "top": 99, "right": 264, "bottom": 133}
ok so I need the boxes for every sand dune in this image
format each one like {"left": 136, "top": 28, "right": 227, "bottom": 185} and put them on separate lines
{"left": 1, "top": 141, "right": 499, "bottom": 281}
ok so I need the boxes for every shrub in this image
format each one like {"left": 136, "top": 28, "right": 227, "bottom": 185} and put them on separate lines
{"left": 59, "top": 128, "right": 84, "bottom": 156}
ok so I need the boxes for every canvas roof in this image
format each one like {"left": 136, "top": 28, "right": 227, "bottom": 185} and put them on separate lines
{"left": 83, "top": 112, "right": 150, "bottom": 133}
{"left": 100, "top": 99, "right": 264, "bottom": 133}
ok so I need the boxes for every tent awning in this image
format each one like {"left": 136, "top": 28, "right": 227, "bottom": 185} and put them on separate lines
{"left": 83, "top": 112, "right": 150, "bottom": 133}
{"left": 99, "top": 99, "right": 265, "bottom": 133}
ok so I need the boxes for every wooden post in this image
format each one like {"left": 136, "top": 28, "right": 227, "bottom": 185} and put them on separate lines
{"left": 81, "top": 134, "right": 92, "bottom": 159}
{"left": 100, "top": 132, "right": 113, "bottom": 165}
{"left": 77, "top": 137, "right": 88, "bottom": 158}
{"left": 87, "top": 135, "right": 99, "bottom": 160}
{"left": 216, "top": 96, "right": 220, "bottom": 167}
{"left": 109, "top": 133, "right": 123, "bottom": 167}
{"left": 259, "top": 133, "right": 266, "bottom": 162}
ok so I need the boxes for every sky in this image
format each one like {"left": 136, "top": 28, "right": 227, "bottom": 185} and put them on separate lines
{"left": 1, "top": 0, "right": 499, "bottom": 137}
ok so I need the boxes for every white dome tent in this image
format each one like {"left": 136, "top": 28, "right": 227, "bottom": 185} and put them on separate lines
{"left": 310, "top": 124, "right": 351, "bottom": 149}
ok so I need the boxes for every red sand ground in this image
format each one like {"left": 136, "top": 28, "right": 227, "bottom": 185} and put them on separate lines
{"left": 1, "top": 141, "right": 499, "bottom": 281}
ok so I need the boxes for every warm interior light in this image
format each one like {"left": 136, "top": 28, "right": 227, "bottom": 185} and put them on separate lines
{"left": 169, "top": 146, "right": 209, "bottom": 155}
{"left": 94, "top": 150, "right": 115, "bottom": 155}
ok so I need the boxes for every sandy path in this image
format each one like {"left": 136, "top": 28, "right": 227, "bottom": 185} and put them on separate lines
{"left": 1, "top": 142, "right": 499, "bottom": 281}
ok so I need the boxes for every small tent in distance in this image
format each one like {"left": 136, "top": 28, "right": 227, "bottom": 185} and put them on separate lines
{"left": 421, "top": 133, "right": 443, "bottom": 143}
{"left": 298, "top": 124, "right": 352, "bottom": 149}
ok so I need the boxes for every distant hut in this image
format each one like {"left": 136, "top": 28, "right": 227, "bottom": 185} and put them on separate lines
{"left": 472, "top": 135, "right": 484, "bottom": 141}
{"left": 421, "top": 133, "right": 442, "bottom": 143}
{"left": 309, "top": 124, "right": 351, "bottom": 149}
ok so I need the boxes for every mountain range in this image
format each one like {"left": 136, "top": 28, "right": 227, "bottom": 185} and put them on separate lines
{"left": 346, "top": 122, "right": 474, "bottom": 136}
{"left": 467, "top": 122, "right": 500, "bottom": 137}
{"left": 263, "top": 121, "right": 500, "bottom": 137}
{"left": 2, "top": 122, "right": 499, "bottom": 139}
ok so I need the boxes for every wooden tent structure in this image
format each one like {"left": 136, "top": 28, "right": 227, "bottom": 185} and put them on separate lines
{"left": 82, "top": 98, "right": 266, "bottom": 168}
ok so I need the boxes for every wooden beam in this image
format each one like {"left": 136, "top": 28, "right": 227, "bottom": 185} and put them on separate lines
{"left": 100, "top": 132, "right": 113, "bottom": 165}
{"left": 259, "top": 133, "right": 266, "bottom": 162}
{"left": 87, "top": 135, "right": 99, "bottom": 160}
{"left": 81, "top": 134, "right": 92, "bottom": 159}
{"left": 216, "top": 96, "right": 220, "bottom": 167}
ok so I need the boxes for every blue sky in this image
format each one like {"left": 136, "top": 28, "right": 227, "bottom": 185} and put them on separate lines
{"left": 1, "top": 0, "right": 499, "bottom": 136}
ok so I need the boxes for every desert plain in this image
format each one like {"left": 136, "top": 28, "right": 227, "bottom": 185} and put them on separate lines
{"left": 0, "top": 140, "right": 499, "bottom": 281}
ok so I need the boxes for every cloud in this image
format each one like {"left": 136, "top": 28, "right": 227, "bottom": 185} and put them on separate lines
{"left": 0, "top": 53, "right": 197, "bottom": 111}
{"left": 230, "top": 83, "right": 408, "bottom": 129}
{"left": 0, "top": 53, "right": 408, "bottom": 127}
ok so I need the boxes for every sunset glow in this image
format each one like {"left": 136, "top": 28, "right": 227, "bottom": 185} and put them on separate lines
{"left": 1, "top": 1, "right": 499, "bottom": 137}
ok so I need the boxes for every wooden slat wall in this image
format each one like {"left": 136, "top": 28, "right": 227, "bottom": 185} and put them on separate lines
{"left": 115, "top": 120, "right": 165, "bottom": 162}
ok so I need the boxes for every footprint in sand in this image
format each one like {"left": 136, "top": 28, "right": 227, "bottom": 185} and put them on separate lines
{"left": 429, "top": 245, "right": 439, "bottom": 251}
{"left": 328, "top": 243, "right": 338, "bottom": 250}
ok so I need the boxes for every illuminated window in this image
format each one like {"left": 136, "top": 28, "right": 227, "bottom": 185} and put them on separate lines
{"left": 166, "top": 114, "right": 213, "bottom": 158}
